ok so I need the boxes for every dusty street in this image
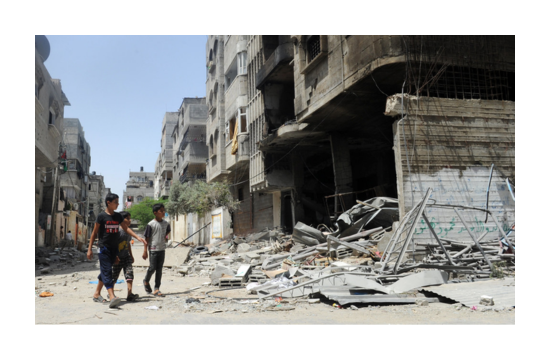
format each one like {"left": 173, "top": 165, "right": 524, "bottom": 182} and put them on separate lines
{"left": 35, "top": 253, "right": 514, "bottom": 325}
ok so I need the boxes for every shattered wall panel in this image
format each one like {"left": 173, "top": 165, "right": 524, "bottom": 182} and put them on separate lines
{"left": 389, "top": 96, "right": 515, "bottom": 242}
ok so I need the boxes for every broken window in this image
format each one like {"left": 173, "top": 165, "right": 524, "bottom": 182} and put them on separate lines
{"left": 238, "top": 187, "right": 244, "bottom": 201}
{"left": 49, "top": 107, "right": 56, "bottom": 125}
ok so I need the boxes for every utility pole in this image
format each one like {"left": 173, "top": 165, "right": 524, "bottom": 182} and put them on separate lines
{"left": 49, "top": 165, "right": 59, "bottom": 247}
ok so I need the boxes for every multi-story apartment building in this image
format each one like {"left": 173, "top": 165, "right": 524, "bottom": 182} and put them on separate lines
{"left": 206, "top": 36, "right": 274, "bottom": 236}
{"left": 206, "top": 35, "right": 229, "bottom": 183}
{"left": 154, "top": 112, "right": 178, "bottom": 199}
{"left": 123, "top": 167, "right": 155, "bottom": 209}
{"left": 59, "top": 118, "right": 91, "bottom": 247}
{"left": 35, "top": 35, "right": 71, "bottom": 247}
{"left": 88, "top": 172, "right": 106, "bottom": 223}
{"left": 172, "top": 97, "right": 208, "bottom": 183}
{"left": 249, "top": 35, "right": 515, "bottom": 243}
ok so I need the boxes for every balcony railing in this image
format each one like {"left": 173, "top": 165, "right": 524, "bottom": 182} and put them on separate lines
{"left": 180, "top": 172, "right": 206, "bottom": 184}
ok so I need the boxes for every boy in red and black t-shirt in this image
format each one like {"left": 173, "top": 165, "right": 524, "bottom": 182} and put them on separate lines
{"left": 87, "top": 193, "right": 146, "bottom": 308}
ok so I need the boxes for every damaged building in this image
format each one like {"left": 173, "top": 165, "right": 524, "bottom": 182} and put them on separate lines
{"left": 203, "top": 35, "right": 514, "bottom": 250}
{"left": 250, "top": 35, "right": 514, "bottom": 241}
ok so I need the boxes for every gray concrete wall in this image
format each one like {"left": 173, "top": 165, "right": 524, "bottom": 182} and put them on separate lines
{"left": 387, "top": 95, "right": 515, "bottom": 242}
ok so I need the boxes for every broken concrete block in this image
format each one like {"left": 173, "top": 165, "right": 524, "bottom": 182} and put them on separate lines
{"left": 178, "top": 266, "right": 189, "bottom": 275}
{"left": 40, "top": 268, "right": 50, "bottom": 274}
{"left": 210, "top": 265, "right": 236, "bottom": 285}
{"left": 244, "top": 252, "right": 260, "bottom": 263}
{"left": 237, "top": 243, "right": 251, "bottom": 253}
{"left": 480, "top": 295, "right": 494, "bottom": 306}
{"left": 350, "top": 305, "right": 359, "bottom": 310}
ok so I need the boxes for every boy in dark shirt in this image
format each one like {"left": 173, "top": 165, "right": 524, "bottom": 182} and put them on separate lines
{"left": 91, "top": 211, "right": 139, "bottom": 303}
{"left": 87, "top": 193, "right": 146, "bottom": 308}
{"left": 112, "top": 211, "right": 139, "bottom": 301}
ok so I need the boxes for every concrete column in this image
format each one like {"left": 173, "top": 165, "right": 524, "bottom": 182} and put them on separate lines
{"left": 330, "top": 134, "right": 354, "bottom": 210}
{"left": 272, "top": 191, "right": 282, "bottom": 229}
{"left": 291, "top": 152, "right": 305, "bottom": 225}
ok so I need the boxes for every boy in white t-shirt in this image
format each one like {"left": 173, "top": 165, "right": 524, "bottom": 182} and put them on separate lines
{"left": 142, "top": 203, "right": 170, "bottom": 297}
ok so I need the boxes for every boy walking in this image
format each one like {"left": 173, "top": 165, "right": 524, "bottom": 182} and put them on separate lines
{"left": 87, "top": 193, "right": 147, "bottom": 308}
{"left": 112, "top": 211, "right": 139, "bottom": 301}
{"left": 142, "top": 203, "right": 170, "bottom": 297}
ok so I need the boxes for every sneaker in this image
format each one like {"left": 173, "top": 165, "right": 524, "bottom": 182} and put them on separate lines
{"left": 127, "top": 293, "right": 139, "bottom": 302}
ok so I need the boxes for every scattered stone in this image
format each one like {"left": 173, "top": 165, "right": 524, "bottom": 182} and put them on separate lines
{"left": 454, "top": 303, "right": 463, "bottom": 311}
{"left": 481, "top": 307, "right": 493, "bottom": 312}
{"left": 308, "top": 299, "right": 320, "bottom": 304}
{"left": 350, "top": 305, "right": 359, "bottom": 310}
{"left": 415, "top": 299, "right": 429, "bottom": 306}
{"left": 480, "top": 295, "right": 494, "bottom": 306}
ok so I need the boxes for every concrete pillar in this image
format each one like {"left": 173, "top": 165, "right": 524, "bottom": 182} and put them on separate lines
{"left": 291, "top": 152, "right": 305, "bottom": 225}
{"left": 330, "top": 134, "right": 354, "bottom": 210}
{"left": 272, "top": 191, "right": 282, "bottom": 229}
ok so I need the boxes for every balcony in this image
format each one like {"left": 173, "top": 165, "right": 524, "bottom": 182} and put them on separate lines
{"left": 256, "top": 42, "right": 294, "bottom": 89}
{"left": 259, "top": 122, "right": 327, "bottom": 152}
{"left": 160, "top": 180, "right": 171, "bottom": 198}
{"left": 182, "top": 143, "right": 208, "bottom": 168}
{"left": 179, "top": 171, "right": 206, "bottom": 184}
{"left": 226, "top": 133, "right": 250, "bottom": 171}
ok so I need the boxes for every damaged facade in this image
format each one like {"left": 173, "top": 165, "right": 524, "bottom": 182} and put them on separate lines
{"left": 210, "top": 35, "right": 515, "bottom": 246}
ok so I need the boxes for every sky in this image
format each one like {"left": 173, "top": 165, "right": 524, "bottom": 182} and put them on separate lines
{"left": 43, "top": 35, "right": 208, "bottom": 210}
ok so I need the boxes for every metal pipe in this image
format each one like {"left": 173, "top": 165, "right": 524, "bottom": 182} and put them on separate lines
{"left": 394, "top": 188, "right": 433, "bottom": 274}
{"left": 484, "top": 164, "right": 494, "bottom": 223}
{"left": 173, "top": 222, "right": 211, "bottom": 248}
{"left": 453, "top": 208, "right": 493, "bottom": 270}
{"left": 488, "top": 212, "right": 514, "bottom": 250}
{"left": 422, "top": 211, "right": 455, "bottom": 265}
{"left": 506, "top": 178, "right": 515, "bottom": 201}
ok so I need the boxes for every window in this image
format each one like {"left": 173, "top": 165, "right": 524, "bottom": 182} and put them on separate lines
{"left": 238, "top": 187, "right": 244, "bottom": 201}
{"left": 238, "top": 52, "right": 247, "bottom": 75}
{"left": 209, "top": 135, "right": 215, "bottom": 156}
{"left": 238, "top": 107, "right": 247, "bottom": 133}
{"left": 137, "top": 196, "right": 143, "bottom": 203}
{"left": 300, "top": 35, "right": 328, "bottom": 74}
{"left": 307, "top": 36, "right": 321, "bottom": 63}
{"left": 227, "top": 117, "right": 237, "bottom": 145}
{"left": 49, "top": 107, "right": 56, "bottom": 125}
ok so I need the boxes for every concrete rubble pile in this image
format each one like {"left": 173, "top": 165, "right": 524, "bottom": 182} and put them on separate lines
{"left": 171, "top": 190, "right": 514, "bottom": 310}
{"left": 35, "top": 247, "right": 88, "bottom": 274}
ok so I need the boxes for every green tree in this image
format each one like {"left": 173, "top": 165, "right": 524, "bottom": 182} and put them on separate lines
{"left": 165, "top": 180, "right": 238, "bottom": 217}
{"left": 126, "top": 198, "right": 167, "bottom": 230}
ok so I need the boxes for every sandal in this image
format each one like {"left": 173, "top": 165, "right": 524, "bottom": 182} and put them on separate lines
{"left": 127, "top": 293, "right": 139, "bottom": 302}
{"left": 109, "top": 297, "right": 122, "bottom": 309}
{"left": 93, "top": 296, "right": 107, "bottom": 303}
{"left": 153, "top": 290, "right": 164, "bottom": 297}
{"left": 143, "top": 280, "right": 152, "bottom": 294}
